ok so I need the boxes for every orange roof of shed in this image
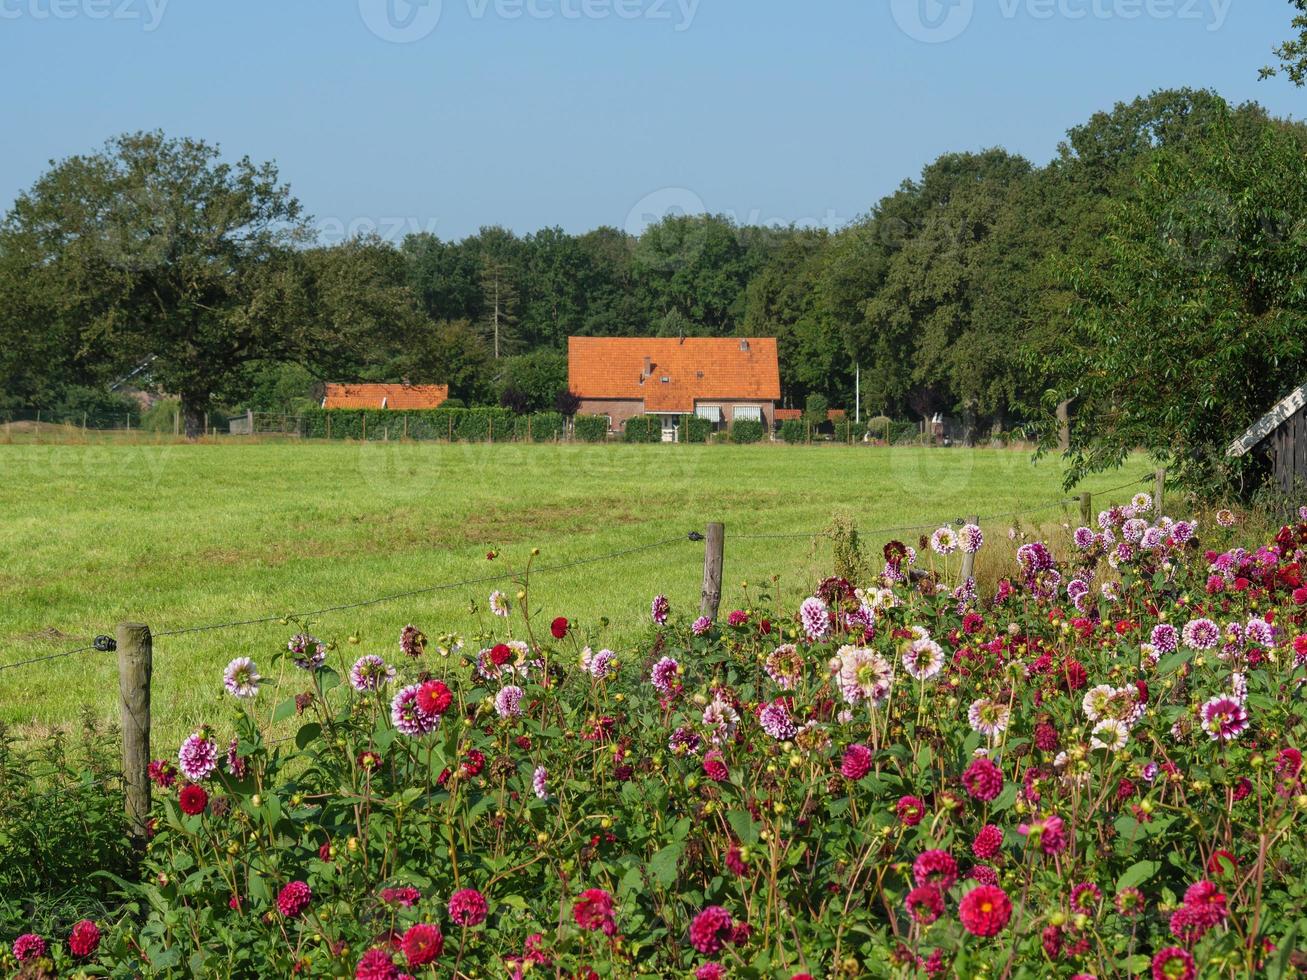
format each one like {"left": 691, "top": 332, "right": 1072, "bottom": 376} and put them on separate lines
{"left": 322, "top": 384, "right": 449, "bottom": 410}
{"left": 568, "top": 337, "right": 780, "bottom": 414}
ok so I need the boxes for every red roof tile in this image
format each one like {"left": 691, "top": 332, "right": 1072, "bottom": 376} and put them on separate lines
{"left": 568, "top": 337, "right": 780, "bottom": 414}
{"left": 323, "top": 384, "right": 449, "bottom": 410}
{"left": 774, "top": 408, "right": 803, "bottom": 421}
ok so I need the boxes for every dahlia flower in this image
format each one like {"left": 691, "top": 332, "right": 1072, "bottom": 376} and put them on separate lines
{"left": 223, "top": 657, "right": 261, "bottom": 699}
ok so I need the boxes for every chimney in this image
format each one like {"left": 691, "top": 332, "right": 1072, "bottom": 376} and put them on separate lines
{"left": 643, "top": 356, "right": 652, "bottom": 378}
{"left": 739, "top": 339, "right": 750, "bottom": 352}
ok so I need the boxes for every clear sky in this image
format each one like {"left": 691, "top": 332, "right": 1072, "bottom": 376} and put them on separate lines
{"left": 0, "top": 0, "right": 1302, "bottom": 242}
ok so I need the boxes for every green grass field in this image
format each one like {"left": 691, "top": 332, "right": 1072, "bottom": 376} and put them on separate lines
{"left": 0, "top": 440, "right": 1145, "bottom": 745}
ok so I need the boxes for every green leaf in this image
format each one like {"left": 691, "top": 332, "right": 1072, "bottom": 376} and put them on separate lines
{"left": 295, "top": 722, "right": 322, "bottom": 750}
{"left": 1115, "top": 860, "right": 1160, "bottom": 891}
{"left": 648, "top": 842, "right": 683, "bottom": 887}
{"left": 726, "top": 810, "right": 760, "bottom": 845}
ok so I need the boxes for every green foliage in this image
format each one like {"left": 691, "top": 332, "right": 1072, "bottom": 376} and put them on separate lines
{"left": 0, "top": 714, "right": 130, "bottom": 939}
{"left": 1262, "top": 0, "right": 1307, "bottom": 85}
{"left": 622, "top": 416, "right": 663, "bottom": 443}
{"left": 803, "top": 393, "right": 829, "bottom": 427}
{"left": 730, "top": 418, "right": 765, "bottom": 444}
{"left": 495, "top": 350, "right": 568, "bottom": 414}
{"left": 779, "top": 419, "right": 807, "bottom": 444}
{"left": 300, "top": 407, "right": 517, "bottom": 442}
{"left": 1040, "top": 107, "right": 1307, "bottom": 496}
{"left": 572, "top": 414, "right": 609, "bottom": 442}
{"left": 679, "top": 414, "right": 715, "bottom": 444}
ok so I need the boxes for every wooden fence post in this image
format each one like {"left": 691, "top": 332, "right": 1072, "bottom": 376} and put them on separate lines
{"left": 403, "top": 415, "right": 409, "bottom": 440}
{"left": 362, "top": 414, "right": 367, "bottom": 442}
{"left": 117, "top": 622, "right": 152, "bottom": 852}
{"left": 700, "top": 522, "right": 724, "bottom": 621}
{"left": 959, "top": 515, "right": 979, "bottom": 582}
{"left": 1155, "top": 468, "right": 1166, "bottom": 516}
{"left": 1080, "top": 492, "right": 1093, "bottom": 527}
{"left": 172, "top": 410, "right": 180, "bottom": 437}
{"left": 326, "top": 414, "right": 332, "bottom": 440}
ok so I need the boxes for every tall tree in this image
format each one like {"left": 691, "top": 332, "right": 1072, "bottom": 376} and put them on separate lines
{"left": 0, "top": 131, "right": 311, "bottom": 436}
{"left": 1262, "top": 0, "right": 1307, "bottom": 85}
{"left": 1040, "top": 106, "right": 1307, "bottom": 496}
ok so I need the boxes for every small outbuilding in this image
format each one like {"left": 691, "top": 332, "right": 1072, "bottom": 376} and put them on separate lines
{"left": 322, "top": 383, "right": 449, "bottom": 411}
{"left": 1227, "top": 382, "right": 1307, "bottom": 496}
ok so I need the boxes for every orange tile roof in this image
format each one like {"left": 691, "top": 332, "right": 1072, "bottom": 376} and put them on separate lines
{"left": 323, "top": 383, "right": 449, "bottom": 410}
{"left": 774, "top": 408, "right": 803, "bottom": 421}
{"left": 568, "top": 337, "right": 780, "bottom": 414}
{"left": 827, "top": 409, "right": 847, "bottom": 421}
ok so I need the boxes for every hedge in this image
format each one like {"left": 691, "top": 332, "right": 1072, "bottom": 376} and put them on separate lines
{"left": 302, "top": 408, "right": 546, "bottom": 442}
{"left": 730, "top": 418, "right": 765, "bottom": 444}
{"left": 680, "top": 414, "right": 715, "bottom": 444}
{"left": 573, "top": 415, "right": 610, "bottom": 443}
{"left": 622, "top": 416, "right": 663, "bottom": 443}
{"left": 779, "top": 419, "right": 807, "bottom": 444}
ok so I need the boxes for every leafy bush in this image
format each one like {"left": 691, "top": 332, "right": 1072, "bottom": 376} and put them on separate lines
{"left": 572, "top": 414, "right": 609, "bottom": 443}
{"left": 729, "top": 418, "right": 764, "bottom": 443}
{"left": 17, "top": 506, "right": 1307, "bottom": 976}
{"left": 511, "top": 412, "right": 564, "bottom": 442}
{"left": 622, "top": 416, "right": 662, "bottom": 443}
{"left": 0, "top": 713, "right": 130, "bottom": 940}
{"left": 779, "top": 418, "right": 807, "bottom": 444}
{"left": 680, "top": 414, "right": 714, "bottom": 444}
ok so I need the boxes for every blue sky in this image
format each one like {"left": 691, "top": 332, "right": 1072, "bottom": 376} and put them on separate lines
{"left": 0, "top": 0, "right": 1302, "bottom": 241}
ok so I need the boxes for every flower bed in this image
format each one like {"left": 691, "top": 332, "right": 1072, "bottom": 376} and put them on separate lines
{"left": 8, "top": 503, "right": 1307, "bottom": 978}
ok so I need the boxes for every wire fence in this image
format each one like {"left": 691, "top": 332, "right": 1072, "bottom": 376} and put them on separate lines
{"left": 0, "top": 472, "right": 1157, "bottom": 678}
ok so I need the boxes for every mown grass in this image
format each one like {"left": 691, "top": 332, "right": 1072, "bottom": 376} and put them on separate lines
{"left": 0, "top": 440, "right": 1147, "bottom": 745}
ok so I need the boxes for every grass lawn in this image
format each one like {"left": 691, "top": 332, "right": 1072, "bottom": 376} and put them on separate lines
{"left": 0, "top": 439, "right": 1148, "bottom": 745}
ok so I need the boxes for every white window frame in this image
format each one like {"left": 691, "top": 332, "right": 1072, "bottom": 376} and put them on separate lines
{"left": 733, "top": 405, "right": 763, "bottom": 423}
{"left": 696, "top": 405, "right": 723, "bottom": 423}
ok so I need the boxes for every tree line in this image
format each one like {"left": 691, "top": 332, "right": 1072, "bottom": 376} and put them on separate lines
{"left": 3, "top": 21, "right": 1307, "bottom": 495}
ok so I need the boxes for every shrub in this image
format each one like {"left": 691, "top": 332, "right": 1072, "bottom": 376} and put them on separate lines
{"left": 573, "top": 414, "right": 609, "bottom": 442}
{"left": 779, "top": 418, "right": 807, "bottom": 444}
{"left": 730, "top": 418, "right": 765, "bottom": 443}
{"left": 680, "top": 414, "right": 714, "bottom": 444}
{"left": 0, "top": 713, "right": 130, "bottom": 939}
{"left": 622, "top": 416, "right": 662, "bottom": 443}
{"left": 512, "top": 412, "right": 564, "bottom": 442}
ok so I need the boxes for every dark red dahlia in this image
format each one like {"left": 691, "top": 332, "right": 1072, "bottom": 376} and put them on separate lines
{"left": 962, "top": 758, "right": 1004, "bottom": 802}
{"left": 400, "top": 923, "right": 443, "bottom": 967}
{"left": 277, "top": 881, "right": 312, "bottom": 918}
{"left": 68, "top": 920, "right": 100, "bottom": 958}
{"left": 958, "top": 884, "right": 1012, "bottom": 937}
{"left": 550, "top": 617, "right": 569, "bottom": 639}
{"left": 179, "top": 784, "right": 208, "bottom": 816}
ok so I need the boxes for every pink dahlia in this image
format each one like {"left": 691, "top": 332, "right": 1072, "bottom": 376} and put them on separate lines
{"left": 573, "top": 888, "right": 616, "bottom": 934}
{"left": 905, "top": 884, "right": 945, "bottom": 925}
{"left": 1200, "top": 696, "right": 1249, "bottom": 741}
{"left": 68, "top": 919, "right": 101, "bottom": 958}
{"left": 689, "top": 906, "right": 734, "bottom": 955}
{"left": 841, "top": 743, "right": 873, "bottom": 780}
{"left": 651, "top": 594, "right": 670, "bottom": 625}
{"left": 277, "top": 880, "right": 312, "bottom": 917}
{"left": 703, "top": 749, "right": 729, "bottom": 783}
{"left": 958, "top": 884, "right": 1012, "bottom": 937}
{"left": 177, "top": 731, "right": 218, "bottom": 781}
{"left": 1151, "top": 946, "right": 1196, "bottom": 980}
{"left": 13, "top": 933, "right": 46, "bottom": 962}
{"left": 356, "top": 948, "right": 400, "bottom": 980}
{"left": 962, "top": 757, "right": 1004, "bottom": 802}
{"left": 912, "top": 849, "right": 958, "bottom": 891}
{"left": 799, "top": 596, "right": 831, "bottom": 641}
{"left": 448, "top": 888, "right": 488, "bottom": 927}
{"left": 972, "top": 824, "right": 1003, "bottom": 859}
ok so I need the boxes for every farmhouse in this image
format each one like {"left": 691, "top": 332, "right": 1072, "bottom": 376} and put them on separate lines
{"left": 322, "top": 383, "right": 449, "bottom": 410}
{"left": 567, "top": 336, "right": 781, "bottom": 440}
{"left": 1227, "top": 382, "right": 1307, "bottom": 496}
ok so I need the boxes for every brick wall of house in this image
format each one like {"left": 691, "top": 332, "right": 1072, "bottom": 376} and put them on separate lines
{"left": 576, "top": 399, "right": 774, "bottom": 433}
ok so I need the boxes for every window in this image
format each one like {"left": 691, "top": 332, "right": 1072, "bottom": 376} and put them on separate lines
{"left": 734, "top": 405, "right": 762, "bottom": 422}
{"left": 696, "top": 406, "right": 722, "bottom": 422}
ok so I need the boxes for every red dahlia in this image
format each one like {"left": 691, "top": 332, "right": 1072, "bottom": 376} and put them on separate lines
{"left": 550, "top": 617, "right": 569, "bottom": 639}
{"left": 958, "top": 884, "right": 1012, "bottom": 937}
{"left": 572, "top": 888, "right": 616, "bottom": 933}
{"left": 179, "top": 784, "right": 208, "bottom": 815}
{"left": 972, "top": 824, "right": 1003, "bottom": 859}
{"left": 416, "top": 680, "right": 453, "bottom": 716}
{"left": 276, "top": 880, "right": 312, "bottom": 918}
{"left": 448, "top": 888, "right": 488, "bottom": 927}
{"left": 400, "top": 923, "right": 443, "bottom": 967}
{"left": 689, "top": 906, "right": 734, "bottom": 955}
{"left": 962, "top": 758, "right": 1004, "bottom": 802}
{"left": 68, "top": 920, "right": 101, "bottom": 958}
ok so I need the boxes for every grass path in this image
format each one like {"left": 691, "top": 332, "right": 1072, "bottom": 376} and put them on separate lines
{"left": 0, "top": 440, "right": 1145, "bottom": 743}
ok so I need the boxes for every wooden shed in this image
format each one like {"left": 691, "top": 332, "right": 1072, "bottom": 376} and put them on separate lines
{"left": 1227, "top": 383, "right": 1307, "bottom": 496}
